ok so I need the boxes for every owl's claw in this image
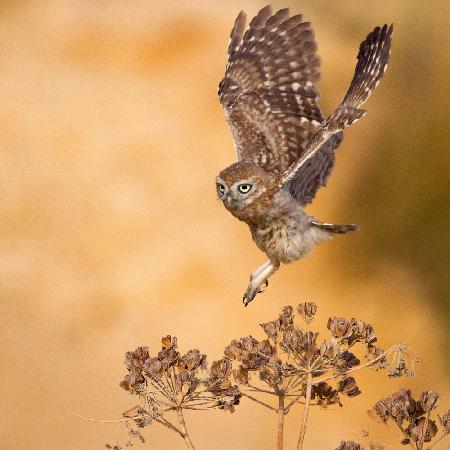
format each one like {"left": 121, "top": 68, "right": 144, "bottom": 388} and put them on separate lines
{"left": 243, "top": 280, "right": 268, "bottom": 306}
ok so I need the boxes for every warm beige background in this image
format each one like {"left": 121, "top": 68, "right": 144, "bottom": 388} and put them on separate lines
{"left": 0, "top": 1, "right": 449, "bottom": 449}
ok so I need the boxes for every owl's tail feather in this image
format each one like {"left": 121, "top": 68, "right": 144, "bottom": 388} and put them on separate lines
{"left": 311, "top": 221, "right": 358, "bottom": 234}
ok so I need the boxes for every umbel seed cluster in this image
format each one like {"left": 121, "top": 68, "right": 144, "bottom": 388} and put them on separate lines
{"left": 106, "top": 302, "right": 449, "bottom": 450}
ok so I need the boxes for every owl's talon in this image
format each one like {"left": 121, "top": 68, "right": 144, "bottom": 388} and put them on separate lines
{"left": 254, "top": 279, "right": 269, "bottom": 294}
{"left": 243, "top": 281, "right": 265, "bottom": 306}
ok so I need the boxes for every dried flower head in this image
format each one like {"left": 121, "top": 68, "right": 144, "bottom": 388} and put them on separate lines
{"left": 335, "top": 441, "right": 365, "bottom": 450}
{"left": 118, "top": 336, "right": 241, "bottom": 447}
{"left": 420, "top": 390, "right": 440, "bottom": 412}
{"left": 369, "top": 389, "right": 449, "bottom": 449}
{"left": 111, "top": 304, "right": 419, "bottom": 450}
{"left": 297, "top": 301, "right": 317, "bottom": 324}
{"left": 224, "top": 303, "right": 405, "bottom": 423}
{"left": 439, "top": 409, "right": 450, "bottom": 433}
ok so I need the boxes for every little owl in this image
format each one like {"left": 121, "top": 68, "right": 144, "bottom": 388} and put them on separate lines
{"left": 216, "top": 6, "right": 393, "bottom": 305}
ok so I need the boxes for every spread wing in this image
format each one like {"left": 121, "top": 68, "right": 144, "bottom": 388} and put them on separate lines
{"left": 218, "top": 6, "right": 325, "bottom": 175}
{"left": 279, "top": 24, "right": 393, "bottom": 197}
{"left": 288, "top": 132, "right": 343, "bottom": 205}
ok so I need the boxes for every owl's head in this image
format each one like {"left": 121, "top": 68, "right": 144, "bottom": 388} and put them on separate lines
{"left": 216, "top": 161, "right": 274, "bottom": 217}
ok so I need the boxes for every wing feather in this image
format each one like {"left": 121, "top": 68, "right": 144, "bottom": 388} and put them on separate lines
{"left": 280, "top": 24, "right": 393, "bottom": 195}
{"left": 219, "top": 6, "right": 323, "bottom": 174}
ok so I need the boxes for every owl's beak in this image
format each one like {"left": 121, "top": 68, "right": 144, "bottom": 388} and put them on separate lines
{"left": 222, "top": 194, "right": 230, "bottom": 206}
{"left": 222, "top": 193, "right": 235, "bottom": 208}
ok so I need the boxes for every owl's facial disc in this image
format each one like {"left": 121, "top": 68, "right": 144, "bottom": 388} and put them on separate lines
{"left": 220, "top": 178, "right": 262, "bottom": 209}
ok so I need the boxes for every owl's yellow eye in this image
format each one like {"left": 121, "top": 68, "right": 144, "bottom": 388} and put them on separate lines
{"left": 217, "top": 183, "right": 226, "bottom": 196}
{"left": 238, "top": 183, "right": 252, "bottom": 194}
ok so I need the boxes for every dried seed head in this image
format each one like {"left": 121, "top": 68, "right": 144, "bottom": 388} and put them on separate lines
{"left": 335, "top": 350, "right": 360, "bottom": 374}
{"left": 438, "top": 409, "right": 450, "bottom": 433}
{"left": 224, "top": 336, "right": 274, "bottom": 371}
{"left": 408, "top": 417, "right": 438, "bottom": 443}
{"left": 144, "top": 357, "right": 165, "bottom": 380}
{"left": 320, "top": 340, "right": 340, "bottom": 359}
{"left": 369, "top": 389, "right": 415, "bottom": 425}
{"left": 260, "top": 321, "right": 278, "bottom": 340}
{"left": 179, "top": 349, "right": 208, "bottom": 371}
{"left": 124, "top": 346, "right": 149, "bottom": 372}
{"left": 214, "top": 385, "right": 242, "bottom": 412}
{"left": 366, "top": 345, "right": 386, "bottom": 367}
{"left": 420, "top": 391, "right": 440, "bottom": 412}
{"left": 327, "top": 317, "right": 355, "bottom": 341}
{"left": 335, "top": 441, "right": 365, "bottom": 450}
{"left": 205, "top": 359, "right": 241, "bottom": 412}
{"left": 350, "top": 319, "right": 377, "bottom": 346}
{"left": 120, "top": 347, "right": 151, "bottom": 393}
{"left": 313, "top": 382, "right": 341, "bottom": 408}
{"left": 233, "top": 366, "right": 249, "bottom": 385}
{"left": 209, "top": 358, "right": 232, "bottom": 382}
{"left": 370, "top": 399, "right": 390, "bottom": 423}
{"left": 297, "top": 301, "right": 317, "bottom": 324}
{"left": 338, "top": 377, "right": 361, "bottom": 397}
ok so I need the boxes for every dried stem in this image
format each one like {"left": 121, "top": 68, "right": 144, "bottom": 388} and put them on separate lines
{"left": 394, "top": 422, "right": 415, "bottom": 450}
{"left": 419, "top": 411, "right": 430, "bottom": 450}
{"left": 66, "top": 408, "right": 142, "bottom": 424}
{"left": 154, "top": 417, "right": 186, "bottom": 438}
{"left": 277, "top": 393, "right": 285, "bottom": 450}
{"left": 297, "top": 371, "right": 312, "bottom": 450}
{"left": 314, "top": 345, "right": 396, "bottom": 386}
{"left": 176, "top": 407, "right": 196, "bottom": 450}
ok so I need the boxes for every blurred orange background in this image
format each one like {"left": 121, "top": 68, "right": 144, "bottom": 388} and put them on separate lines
{"left": 0, "top": 1, "right": 449, "bottom": 449}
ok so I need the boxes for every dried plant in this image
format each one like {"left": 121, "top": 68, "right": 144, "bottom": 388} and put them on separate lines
{"left": 334, "top": 442, "right": 365, "bottom": 450}
{"left": 103, "top": 303, "right": 419, "bottom": 450}
{"left": 117, "top": 336, "right": 241, "bottom": 450}
{"left": 223, "top": 302, "right": 415, "bottom": 450}
{"left": 365, "top": 389, "right": 450, "bottom": 450}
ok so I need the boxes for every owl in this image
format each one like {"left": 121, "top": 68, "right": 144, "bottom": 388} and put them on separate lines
{"left": 216, "top": 6, "right": 393, "bottom": 306}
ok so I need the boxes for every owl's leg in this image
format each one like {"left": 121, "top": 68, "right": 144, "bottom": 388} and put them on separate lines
{"left": 250, "top": 260, "right": 272, "bottom": 281}
{"left": 243, "top": 261, "right": 279, "bottom": 307}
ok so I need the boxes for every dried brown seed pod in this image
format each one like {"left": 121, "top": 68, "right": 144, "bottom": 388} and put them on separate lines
{"left": 420, "top": 390, "right": 440, "bottom": 412}
{"left": 438, "top": 409, "right": 450, "bottom": 433}
{"left": 335, "top": 441, "right": 365, "bottom": 450}
{"left": 297, "top": 301, "right": 317, "bottom": 324}
{"left": 338, "top": 377, "right": 361, "bottom": 397}
{"left": 327, "top": 317, "right": 353, "bottom": 340}
{"left": 408, "top": 417, "right": 438, "bottom": 443}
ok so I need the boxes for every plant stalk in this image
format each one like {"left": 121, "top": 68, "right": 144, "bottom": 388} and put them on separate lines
{"left": 176, "top": 407, "right": 196, "bottom": 450}
{"left": 418, "top": 411, "right": 430, "bottom": 450}
{"left": 277, "top": 393, "right": 285, "bottom": 450}
{"left": 297, "top": 371, "right": 312, "bottom": 450}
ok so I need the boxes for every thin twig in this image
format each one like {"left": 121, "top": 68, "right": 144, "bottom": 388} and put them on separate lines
{"left": 247, "top": 382, "right": 277, "bottom": 395}
{"left": 242, "top": 392, "right": 277, "bottom": 411}
{"left": 155, "top": 417, "right": 186, "bottom": 438}
{"left": 312, "top": 345, "right": 396, "bottom": 386}
{"left": 67, "top": 408, "right": 141, "bottom": 424}
{"left": 297, "top": 371, "right": 312, "bottom": 450}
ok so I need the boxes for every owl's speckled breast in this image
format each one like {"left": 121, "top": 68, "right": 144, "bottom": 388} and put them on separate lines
{"left": 250, "top": 213, "right": 330, "bottom": 264}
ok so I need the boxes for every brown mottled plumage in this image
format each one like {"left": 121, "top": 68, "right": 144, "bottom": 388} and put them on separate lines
{"left": 216, "top": 6, "right": 393, "bottom": 305}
